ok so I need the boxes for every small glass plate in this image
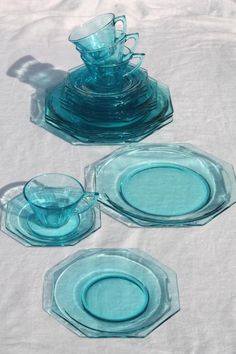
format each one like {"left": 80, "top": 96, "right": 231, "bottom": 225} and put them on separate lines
{"left": 85, "top": 144, "right": 236, "bottom": 227}
{"left": 1, "top": 192, "right": 101, "bottom": 247}
{"left": 43, "top": 248, "right": 180, "bottom": 337}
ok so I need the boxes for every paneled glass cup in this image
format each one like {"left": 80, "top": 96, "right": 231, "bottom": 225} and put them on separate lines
{"left": 84, "top": 50, "right": 145, "bottom": 86}
{"left": 68, "top": 13, "right": 127, "bottom": 51}
{"left": 23, "top": 173, "right": 98, "bottom": 228}
{"left": 79, "top": 31, "right": 139, "bottom": 65}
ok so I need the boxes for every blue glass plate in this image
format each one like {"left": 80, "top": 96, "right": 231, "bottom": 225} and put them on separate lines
{"left": 2, "top": 193, "right": 101, "bottom": 246}
{"left": 44, "top": 66, "right": 173, "bottom": 144}
{"left": 43, "top": 248, "right": 180, "bottom": 337}
{"left": 85, "top": 144, "right": 236, "bottom": 227}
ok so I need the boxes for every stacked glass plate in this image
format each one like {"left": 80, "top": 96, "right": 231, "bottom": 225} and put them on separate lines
{"left": 45, "top": 67, "right": 173, "bottom": 144}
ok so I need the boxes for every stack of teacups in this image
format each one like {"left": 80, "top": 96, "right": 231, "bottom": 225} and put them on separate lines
{"left": 69, "top": 13, "right": 145, "bottom": 87}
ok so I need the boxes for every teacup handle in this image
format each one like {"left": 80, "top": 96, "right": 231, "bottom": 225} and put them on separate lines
{"left": 124, "top": 33, "right": 139, "bottom": 53}
{"left": 114, "top": 15, "right": 127, "bottom": 34}
{"left": 76, "top": 192, "right": 99, "bottom": 214}
{"left": 124, "top": 53, "right": 145, "bottom": 77}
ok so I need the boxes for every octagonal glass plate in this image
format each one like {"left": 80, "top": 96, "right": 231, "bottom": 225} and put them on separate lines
{"left": 85, "top": 144, "right": 236, "bottom": 227}
{"left": 44, "top": 248, "right": 179, "bottom": 337}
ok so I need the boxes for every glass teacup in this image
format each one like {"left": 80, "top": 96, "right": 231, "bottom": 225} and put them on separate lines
{"left": 79, "top": 31, "right": 139, "bottom": 65}
{"left": 23, "top": 173, "right": 98, "bottom": 228}
{"left": 84, "top": 49, "right": 145, "bottom": 87}
{"left": 69, "top": 13, "right": 126, "bottom": 51}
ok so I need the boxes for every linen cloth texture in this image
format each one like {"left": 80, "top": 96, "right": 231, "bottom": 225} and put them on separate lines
{"left": 0, "top": 1, "right": 236, "bottom": 353}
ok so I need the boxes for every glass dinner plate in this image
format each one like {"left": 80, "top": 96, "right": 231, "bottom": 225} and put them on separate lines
{"left": 85, "top": 144, "right": 236, "bottom": 227}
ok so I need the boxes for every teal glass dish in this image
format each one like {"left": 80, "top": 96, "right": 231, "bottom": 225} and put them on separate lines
{"left": 44, "top": 66, "right": 173, "bottom": 144}
{"left": 0, "top": 183, "right": 101, "bottom": 247}
{"left": 85, "top": 144, "right": 236, "bottom": 227}
{"left": 69, "top": 13, "right": 126, "bottom": 51}
{"left": 83, "top": 51, "right": 145, "bottom": 86}
{"left": 43, "top": 248, "right": 180, "bottom": 337}
{"left": 23, "top": 173, "right": 98, "bottom": 229}
{"left": 40, "top": 17, "right": 174, "bottom": 145}
{"left": 80, "top": 30, "right": 139, "bottom": 65}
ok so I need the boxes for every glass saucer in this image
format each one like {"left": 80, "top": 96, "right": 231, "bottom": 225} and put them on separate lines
{"left": 2, "top": 193, "right": 101, "bottom": 246}
{"left": 85, "top": 144, "right": 236, "bottom": 227}
{"left": 43, "top": 248, "right": 180, "bottom": 337}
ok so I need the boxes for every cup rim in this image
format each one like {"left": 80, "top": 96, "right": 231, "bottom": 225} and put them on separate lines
{"left": 69, "top": 13, "right": 116, "bottom": 43}
{"left": 23, "top": 173, "right": 85, "bottom": 209}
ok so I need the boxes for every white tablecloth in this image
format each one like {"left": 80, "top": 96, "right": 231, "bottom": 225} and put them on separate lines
{"left": 0, "top": 1, "right": 236, "bottom": 353}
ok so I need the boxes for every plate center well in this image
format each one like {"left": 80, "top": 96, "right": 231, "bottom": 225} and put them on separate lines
{"left": 80, "top": 272, "right": 149, "bottom": 322}
{"left": 120, "top": 164, "right": 210, "bottom": 216}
